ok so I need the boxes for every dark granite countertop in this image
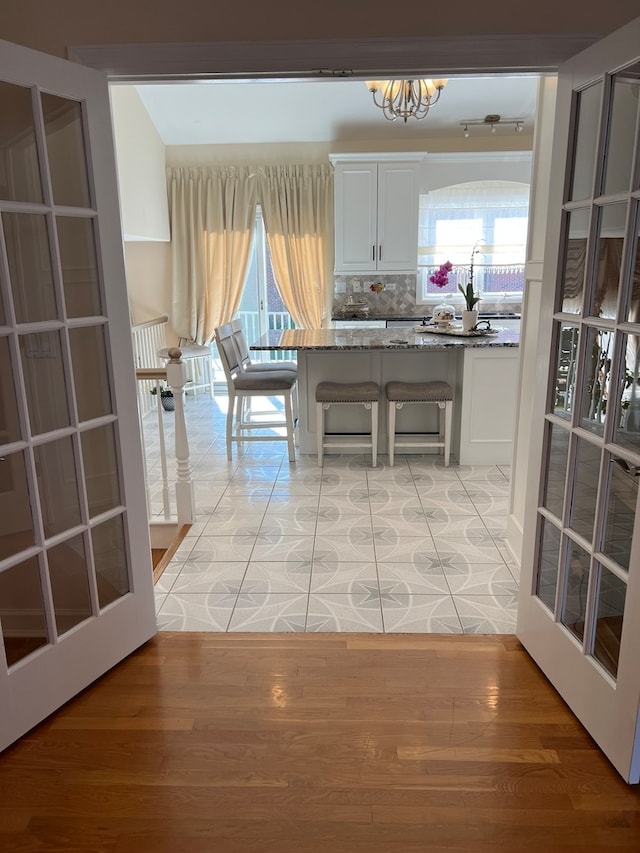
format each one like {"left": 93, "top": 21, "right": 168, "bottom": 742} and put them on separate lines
{"left": 332, "top": 313, "right": 521, "bottom": 321}
{"left": 251, "top": 327, "right": 520, "bottom": 351}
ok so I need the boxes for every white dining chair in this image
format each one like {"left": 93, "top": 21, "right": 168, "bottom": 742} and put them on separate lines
{"left": 214, "top": 323, "right": 297, "bottom": 462}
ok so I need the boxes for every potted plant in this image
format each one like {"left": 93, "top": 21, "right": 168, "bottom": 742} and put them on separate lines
{"left": 150, "top": 382, "right": 175, "bottom": 411}
{"left": 458, "top": 243, "right": 483, "bottom": 331}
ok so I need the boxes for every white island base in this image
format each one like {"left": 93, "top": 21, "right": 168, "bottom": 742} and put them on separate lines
{"left": 294, "top": 347, "right": 519, "bottom": 466}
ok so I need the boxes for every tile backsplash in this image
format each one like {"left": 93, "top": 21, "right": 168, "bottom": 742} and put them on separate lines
{"left": 332, "top": 274, "right": 521, "bottom": 318}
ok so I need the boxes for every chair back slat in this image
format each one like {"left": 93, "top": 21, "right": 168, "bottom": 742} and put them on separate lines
{"left": 230, "top": 318, "right": 251, "bottom": 370}
{"left": 214, "top": 324, "right": 241, "bottom": 387}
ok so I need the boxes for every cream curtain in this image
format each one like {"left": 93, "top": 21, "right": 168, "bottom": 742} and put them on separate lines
{"left": 167, "top": 166, "right": 258, "bottom": 345}
{"left": 257, "top": 164, "right": 333, "bottom": 329}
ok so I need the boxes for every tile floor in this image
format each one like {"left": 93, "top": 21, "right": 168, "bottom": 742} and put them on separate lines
{"left": 147, "top": 393, "right": 519, "bottom": 633}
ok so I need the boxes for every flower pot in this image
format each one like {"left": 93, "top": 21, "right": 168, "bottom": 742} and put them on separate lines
{"left": 160, "top": 394, "right": 175, "bottom": 412}
{"left": 462, "top": 309, "right": 479, "bottom": 332}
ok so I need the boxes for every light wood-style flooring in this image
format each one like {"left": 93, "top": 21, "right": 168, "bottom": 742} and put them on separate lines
{"left": 1, "top": 632, "right": 639, "bottom": 852}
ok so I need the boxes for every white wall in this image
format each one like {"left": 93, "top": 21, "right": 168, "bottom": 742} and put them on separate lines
{"left": 421, "top": 151, "right": 532, "bottom": 192}
{"left": 110, "top": 86, "right": 170, "bottom": 242}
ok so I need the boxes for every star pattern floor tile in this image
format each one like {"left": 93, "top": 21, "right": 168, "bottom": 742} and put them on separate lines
{"left": 148, "top": 393, "right": 520, "bottom": 634}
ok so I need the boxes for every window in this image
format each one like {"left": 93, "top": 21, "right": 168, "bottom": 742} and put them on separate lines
{"left": 417, "top": 180, "right": 530, "bottom": 304}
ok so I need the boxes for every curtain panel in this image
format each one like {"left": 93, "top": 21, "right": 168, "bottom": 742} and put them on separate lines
{"left": 257, "top": 164, "right": 334, "bottom": 330}
{"left": 168, "top": 163, "right": 334, "bottom": 343}
{"left": 167, "top": 166, "right": 258, "bottom": 345}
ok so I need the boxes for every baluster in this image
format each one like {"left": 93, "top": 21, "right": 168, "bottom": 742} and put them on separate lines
{"left": 166, "top": 348, "right": 196, "bottom": 524}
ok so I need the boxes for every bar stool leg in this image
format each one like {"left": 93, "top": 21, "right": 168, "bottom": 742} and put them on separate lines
{"left": 444, "top": 400, "right": 452, "bottom": 467}
{"left": 285, "top": 391, "right": 295, "bottom": 463}
{"left": 387, "top": 400, "right": 397, "bottom": 467}
{"left": 370, "top": 400, "right": 379, "bottom": 468}
{"left": 316, "top": 401, "right": 326, "bottom": 466}
{"left": 226, "top": 390, "right": 236, "bottom": 461}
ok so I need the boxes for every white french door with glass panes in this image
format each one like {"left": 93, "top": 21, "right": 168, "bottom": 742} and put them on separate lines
{"left": 236, "top": 207, "right": 293, "bottom": 365}
{"left": 517, "top": 17, "right": 640, "bottom": 783}
{"left": 0, "top": 40, "right": 156, "bottom": 751}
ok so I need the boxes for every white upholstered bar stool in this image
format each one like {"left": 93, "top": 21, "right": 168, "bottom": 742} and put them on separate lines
{"left": 315, "top": 381, "right": 380, "bottom": 467}
{"left": 158, "top": 340, "right": 213, "bottom": 397}
{"left": 214, "top": 323, "right": 297, "bottom": 462}
{"left": 230, "top": 318, "right": 297, "bottom": 376}
{"left": 385, "top": 380, "right": 454, "bottom": 467}
{"left": 230, "top": 318, "right": 298, "bottom": 421}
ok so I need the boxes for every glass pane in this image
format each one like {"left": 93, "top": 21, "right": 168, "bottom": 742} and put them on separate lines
{"left": 81, "top": 424, "right": 121, "bottom": 517}
{"left": 593, "top": 564, "right": 626, "bottom": 679}
{"left": 614, "top": 331, "right": 640, "bottom": 451}
{"left": 3, "top": 213, "right": 57, "bottom": 323}
{"left": 33, "top": 437, "right": 82, "bottom": 538}
{"left": 579, "top": 327, "right": 615, "bottom": 436}
{"left": 69, "top": 325, "right": 112, "bottom": 422}
{"left": 0, "top": 336, "right": 22, "bottom": 444}
{"left": 41, "top": 93, "right": 91, "bottom": 209}
{"left": 561, "top": 539, "right": 591, "bottom": 643}
{"left": 536, "top": 516, "right": 561, "bottom": 613}
{"left": 569, "top": 82, "right": 602, "bottom": 202}
{"left": 91, "top": 514, "right": 130, "bottom": 608}
{"left": 0, "top": 557, "right": 48, "bottom": 666}
{"left": 0, "top": 450, "right": 35, "bottom": 561}
{"left": 48, "top": 534, "right": 92, "bottom": 634}
{"left": 625, "top": 211, "right": 640, "bottom": 324}
{"left": 0, "top": 82, "right": 43, "bottom": 204}
{"left": 601, "top": 456, "right": 637, "bottom": 571}
{"left": 560, "top": 209, "right": 589, "bottom": 313}
{"left": 603, "top": 66, "right": 640, "bottom": 196}
{"left": 20, "top": 330, "right": 70, "bottom": 435}
{"left": 569, "top": 437, "right": 601, "bottom": 542}
{"left": 542, "top": 422, "right": 570, "bottom": 519}
{"left": 590, "top": 204, "right": 626, "bottom": 319}
{"left": 56, "top": 217, "right": 102, "bottom": 318}
{"left": 553, "top": 323, "right": 579, "bottom": 419}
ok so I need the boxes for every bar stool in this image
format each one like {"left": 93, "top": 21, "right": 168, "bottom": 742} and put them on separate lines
{"left": 158, "top": 341, "right": 213, "bottom": 397}
{"left": 315, "top": 381, "right": 380, "bottom": 467}
{"left": 385, "top": 380, "right": 453, "bottom": 467}
{"left": 214, "top": 323, "right": 297, "bottom": 462}
{"left": 230, "top": 317, "right": 298, "bottom": 422}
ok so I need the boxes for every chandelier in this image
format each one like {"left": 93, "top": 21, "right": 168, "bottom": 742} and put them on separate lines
{"left": 365, "top": 78, "right": 448, "bottom": 123}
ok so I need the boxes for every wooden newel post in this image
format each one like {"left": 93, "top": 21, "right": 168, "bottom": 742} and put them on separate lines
{"left": 165, "top": 347, "right": 195, "bottom": 523}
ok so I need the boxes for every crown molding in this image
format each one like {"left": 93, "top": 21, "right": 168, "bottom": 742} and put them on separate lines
{"left": 68, "top": 35, "right": 597, "bottom": 80}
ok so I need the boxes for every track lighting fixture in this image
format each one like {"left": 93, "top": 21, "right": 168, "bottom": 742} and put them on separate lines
{"left": 459, "top": 114, "right": 526, "bottom": 137}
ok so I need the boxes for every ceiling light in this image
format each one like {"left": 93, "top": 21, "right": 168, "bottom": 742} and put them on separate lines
{"left": 365, "top": 78, "right": 448, "bottom": 123}
{"left": 459, "top": 114, "right": 526, "bottom": 137}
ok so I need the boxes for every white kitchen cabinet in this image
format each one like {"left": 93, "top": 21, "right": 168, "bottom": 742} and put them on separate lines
{"left": 329, "top": 153, "right": 424, "bottom": 275}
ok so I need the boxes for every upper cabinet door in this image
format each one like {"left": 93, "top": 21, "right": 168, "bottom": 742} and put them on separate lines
{"left": 331, "top": 154, "right": 423, "bottom": 275}
{"left": 333, "top": 162, "right": 378, "bottom": 273}
{"left": 376, "top": 161, "right": 421, "bottom": 272}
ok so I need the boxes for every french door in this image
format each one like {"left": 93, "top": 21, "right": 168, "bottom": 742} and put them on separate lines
{"left": 237, "top": 207, "right": 294, "bottom": 365}
{"left": 517, "top": 17, "right": 640, "bottom": 782}
{"left": 0, "top": 40, "right": 156, "bottom": 750}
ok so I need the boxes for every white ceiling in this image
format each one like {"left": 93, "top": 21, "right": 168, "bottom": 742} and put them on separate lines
{"left": 131, "top": 75, "right": 540, "bottom": 146}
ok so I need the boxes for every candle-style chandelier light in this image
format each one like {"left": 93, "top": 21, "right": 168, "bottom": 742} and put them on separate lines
{"left": 365, "top": 78, "right": 448, "bottom": 123}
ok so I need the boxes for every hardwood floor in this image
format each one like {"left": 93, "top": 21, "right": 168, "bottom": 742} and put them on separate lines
{"left": 1, "top": 632, "right": 638, "bottom": 852}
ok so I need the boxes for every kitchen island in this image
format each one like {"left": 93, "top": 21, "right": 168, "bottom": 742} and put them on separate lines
{"left": 251, "top": 326, "right": 520, "bottom": 465}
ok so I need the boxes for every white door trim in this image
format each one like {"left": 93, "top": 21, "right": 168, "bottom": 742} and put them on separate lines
{"left": 68, "top": 35, "right": 596, "bottom": 79}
